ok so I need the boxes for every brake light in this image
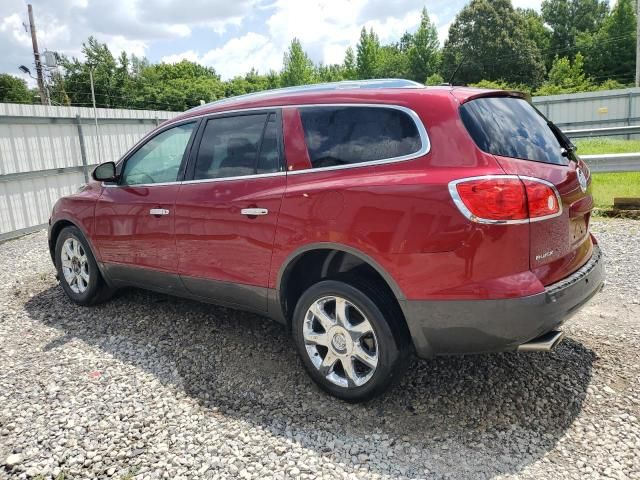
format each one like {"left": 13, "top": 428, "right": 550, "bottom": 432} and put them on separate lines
{"left": 449, "top": 176, "right": 561, "bottom": 224}
{"left": 522, "top": 179, "right": 560, "bottom": 219}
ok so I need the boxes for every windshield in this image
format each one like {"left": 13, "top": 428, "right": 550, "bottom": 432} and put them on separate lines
{"left": 460, "top": 97, "right": 569, "bottom": 166}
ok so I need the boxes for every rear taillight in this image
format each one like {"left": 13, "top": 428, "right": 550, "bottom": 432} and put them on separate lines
{"left": 521, "top": 179, "right": 560, "bottom": 219}
{"left": 449, "top": 175, "right": 562, "bottom": 224}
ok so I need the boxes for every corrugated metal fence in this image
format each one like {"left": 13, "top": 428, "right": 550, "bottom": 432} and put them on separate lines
{"left": 533, "top": 87, "right": 640, "bottom": 130}
{"left": 0, "top": 104, "right": 178, "bottom": 240}
{"left": 1, "top": 87, "right": 640, "bottom": 241}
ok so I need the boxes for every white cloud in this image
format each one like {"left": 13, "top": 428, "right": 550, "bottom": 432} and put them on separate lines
{"left": 162, "top": 32, "right": 281, "bottom": 79}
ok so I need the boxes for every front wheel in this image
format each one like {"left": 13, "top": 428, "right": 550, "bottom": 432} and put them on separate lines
{"left": 55, "top": 226, "right": 113, "bottom": 305}
{"left": 292, "top": 280, "right": 410, "bottom": 402}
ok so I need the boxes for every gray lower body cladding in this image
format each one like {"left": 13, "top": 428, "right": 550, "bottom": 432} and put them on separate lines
{"left": 402, "top": 246, "right": 605, "bottom": 358}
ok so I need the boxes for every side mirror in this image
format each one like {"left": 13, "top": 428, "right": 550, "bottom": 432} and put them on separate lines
{"left": 92, "top": 162, "right": 117, "bottom": 182}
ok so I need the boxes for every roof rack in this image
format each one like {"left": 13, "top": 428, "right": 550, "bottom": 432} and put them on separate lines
{"left": 187, "top": 79, "right": 424, "bottom": 113}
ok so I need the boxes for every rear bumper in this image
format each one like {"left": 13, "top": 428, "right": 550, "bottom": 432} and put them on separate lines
{"left": 402, "top": 245, "right": 605, "bottom": 358}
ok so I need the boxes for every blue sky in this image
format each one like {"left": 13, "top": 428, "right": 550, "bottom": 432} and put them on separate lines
{"left": 1, "top": 0, "right": 543, "bottom": 83}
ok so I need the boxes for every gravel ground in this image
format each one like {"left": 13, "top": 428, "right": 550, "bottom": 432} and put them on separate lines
{"left": 0, "top": 219, "right": 638, "bottom": 480}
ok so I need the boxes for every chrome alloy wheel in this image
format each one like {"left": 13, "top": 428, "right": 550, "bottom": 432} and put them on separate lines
{"left": 61, "top": 237, "right": 90, "bottom": 294}
{"left": 303, "top": 295, "right": 379, "bottom": 388}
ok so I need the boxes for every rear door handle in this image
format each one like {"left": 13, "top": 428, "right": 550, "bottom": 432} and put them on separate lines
{"left": 240, "top": 208, "right": 269, "bottom": 216}
{"left": 149, "top": 208, "right": 170, "bottom": 216}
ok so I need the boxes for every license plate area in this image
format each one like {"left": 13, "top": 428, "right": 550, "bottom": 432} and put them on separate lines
{"left": 570, "top": 215, "right": 588, "bottom": 244}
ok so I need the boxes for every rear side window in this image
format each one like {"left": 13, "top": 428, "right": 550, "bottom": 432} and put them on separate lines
{"left": 299, "top": 106, "right": 422, "bottom": 169}
{"left": 460, "top": 97, "right": 568, "bottom": 166}
{"left": 194, "top": 113, "right": 281, "bottom": 180}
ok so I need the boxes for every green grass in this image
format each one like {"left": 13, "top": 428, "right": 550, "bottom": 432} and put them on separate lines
{"left": 575, "top": 137, "right": 640, "bottom": 155}
{"left": 591, "top": 172, "right": 640, "bottom": 208}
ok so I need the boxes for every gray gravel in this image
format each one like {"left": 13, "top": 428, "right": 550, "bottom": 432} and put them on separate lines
{"left": 0, "top": 219, "right": 638, "bottom": 480}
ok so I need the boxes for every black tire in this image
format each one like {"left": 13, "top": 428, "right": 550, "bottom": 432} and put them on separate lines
{"left": 292, "top": 279, "right": 411, "bottom": 402}
{"left": 54, "top": 226, "right": 113, "bottom": 306}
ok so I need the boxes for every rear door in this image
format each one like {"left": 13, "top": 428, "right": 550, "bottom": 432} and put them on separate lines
{"left": 459, "top": 95, "right": 593, "bottom": 285}
{"left": 174, "top": 111, "right": 286, "bottom": 312}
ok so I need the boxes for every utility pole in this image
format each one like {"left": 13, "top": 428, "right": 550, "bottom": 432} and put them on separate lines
{"left": 27, "top": 4, "right": 48, "bottom": 105}
{"left": 636, "top": 0, "right": 640, "bottom": 87}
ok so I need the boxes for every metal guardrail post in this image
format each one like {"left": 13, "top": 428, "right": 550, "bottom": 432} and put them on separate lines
{"left": 75, "top": 115, "right": 90, "bottom": 182}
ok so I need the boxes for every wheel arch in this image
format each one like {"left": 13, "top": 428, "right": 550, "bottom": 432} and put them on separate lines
{"left": 277, "top": 243, "right": 407, "bottom": 328}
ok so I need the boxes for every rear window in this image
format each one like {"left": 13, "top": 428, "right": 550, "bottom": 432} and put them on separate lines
{"left": 460, "top": 97, "right": 568, "bottom": 166}
{"left": 299, "top": 106, "right": 422, "bottom": 169}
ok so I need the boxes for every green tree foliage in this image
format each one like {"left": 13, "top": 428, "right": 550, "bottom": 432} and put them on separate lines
{"left": 406, "top": 8, "right": 440, "bottom": 82}
{"left": 0, "top": 74, "right": 33, "bottom": 103}
{"left": 469, "top": 79, "right": 533, "bottom": 95}
{"left": 356, "top": 28, "right": 382, "bottom": 79}
{"left": 577, "top": 0, "right": 636, "bottom": 83}
{"left": 131, "top": 60, "right": 224, "bottom": 110}
{"left": 378, "top": 44, "right": 409, "bottom": 78}
{"left": 518, "top": 8, "right": 553, "bottom": 68}
{"left": 535, "top": 53, "right": 592, "bottom": 94}
{"left": 441, "top": 0, "right": 546, "bottom": 88}
{"left": 6, "top": 3, "right": 637, "bottom": 110}
{"left": 342, "top": 47, "right": 357, "bottom": 80}
{"left": 316, "top": 64, "right": 346, "bottom": 82}
{"left": 541, "top": 0, "right": 608, "bottom": 60}
{"left": 281, "top": 38, "right": 315, "bottom": 86}
{"left": 425, "top": 73, "right": 444, "bottom": 85}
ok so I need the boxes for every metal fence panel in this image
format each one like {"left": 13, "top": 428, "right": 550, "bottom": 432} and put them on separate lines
{"left": 0, "top": 104, "right": 178, "bottom": 240}
{"left": 533, "top": 88, "right": 640, "bottom": 130}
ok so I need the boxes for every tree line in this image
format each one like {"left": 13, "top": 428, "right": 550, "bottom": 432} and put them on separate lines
{"left": 0, "top": 0, "right": 636, "bottom": 111}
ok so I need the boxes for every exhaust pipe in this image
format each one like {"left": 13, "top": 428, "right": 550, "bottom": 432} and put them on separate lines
{"left": 517, "top": 330, "right": 565, "bottom": 352}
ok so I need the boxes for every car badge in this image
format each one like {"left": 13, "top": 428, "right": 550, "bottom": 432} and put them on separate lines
{"left": 577, "top": 168, "right": 588, "bottom": 193}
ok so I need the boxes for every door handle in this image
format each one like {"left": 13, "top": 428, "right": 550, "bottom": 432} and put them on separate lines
{"left": 149, "top": 208, "right": 170, "bottom": 216}
{"left": 240, "top": 208, "right": 269, "bottom": 216}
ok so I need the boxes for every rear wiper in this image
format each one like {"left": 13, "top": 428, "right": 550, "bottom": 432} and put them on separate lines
{"left": 547, "top": 121, "right": 577, "bottom": 159}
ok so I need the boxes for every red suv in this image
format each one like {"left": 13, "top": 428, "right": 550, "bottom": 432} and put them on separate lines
{"left": 49, "top": 80, "right": 605, "bottom": 401}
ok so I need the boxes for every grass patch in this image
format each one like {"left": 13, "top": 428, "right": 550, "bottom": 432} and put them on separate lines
{"left": 591, "top": 172, "right": 640, "bottom": 208}
{"left": 575, "top": 137, "right": 640, "bottom": 155}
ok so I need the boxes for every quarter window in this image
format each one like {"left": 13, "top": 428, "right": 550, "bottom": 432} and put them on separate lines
{"left": 194, "top": 113, "right": 281, "bottom": 180}
{"left": 299, "top": 106, "right": 422, "bottom": 169}
{"left": 120, "top": 122, "right": 196, "bottom": 186}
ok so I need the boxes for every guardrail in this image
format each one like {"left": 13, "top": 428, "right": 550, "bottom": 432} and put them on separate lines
{"left": 565, "top": 125, "right": 640, "bottom": 138}
{"left": 580, "top": 153, "right": 640, "bottom": 173}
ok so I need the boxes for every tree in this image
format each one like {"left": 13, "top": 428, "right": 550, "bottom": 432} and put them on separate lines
{"left": 577, "top": 0, "right": 636, "bottom": 83}
{"left": 356, "top": 27, "right": 382, "bottom": 79}
{"left": 0, "top": 74, "right": 32, "bottom": 103}
{"left": 281, "top": 38, "right": 315, "bottom": 86}
{"left": 406, "top": 8, "right": 440, "bottom": 83}
{"left": 441, "top": 0, "right": 546, "bottom": 87}
{"left": 343, "top": 47, "right": 357, "bottom": 80}
{"left": 378, "top": 44, "right": 409, "bottom": 78}
{"left": 316, "top": 64, "right": 345, "bottom": 82}
{"left": 541, "top": 0, "right": 608, "bottom": 60}
{"left": 518, "top": 8, "right": 552, "bottom": 68}
{"left": 132, "top": 60, "right": 224, "bottom": 110}
{"left": 535, "top": 53, "right": 592, "bottom": 94}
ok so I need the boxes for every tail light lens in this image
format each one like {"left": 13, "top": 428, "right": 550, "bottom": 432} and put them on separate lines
{"left": 522, "top": 179, "right": 560, "bottom": 219}
{"left": 449, "top": 175, "right": 561, "bottom": 224}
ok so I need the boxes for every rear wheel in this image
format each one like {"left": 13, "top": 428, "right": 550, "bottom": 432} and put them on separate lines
{"left": 292, "top": 280, "right": 410, "bottom": 402}
{"left": 55, "top": 226, "right": 112, "bottom": 305}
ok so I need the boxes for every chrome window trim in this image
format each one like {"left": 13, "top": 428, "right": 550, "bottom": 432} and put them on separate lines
{"left": 104, "top": 171, "right": 287, "bottom": 188}
{"left": 182, "top": 170, "right": 286, "bottom": 185}
{"left": 103, "top": 103, "right": 430, "bottom": 187}
{"left": 448, "top": 174, "right": 563, "bottom": 225}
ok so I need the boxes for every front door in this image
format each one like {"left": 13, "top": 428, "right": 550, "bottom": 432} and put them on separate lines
{"left": 174, "top": 111, "right": 286, "bottom": 311}
{"left": 93, "top": 121, "right": 198, "bottom": 290}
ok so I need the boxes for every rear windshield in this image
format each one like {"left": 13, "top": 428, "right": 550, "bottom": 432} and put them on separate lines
{"left": 460, "top": 97, "right": 568, "bottom": 166}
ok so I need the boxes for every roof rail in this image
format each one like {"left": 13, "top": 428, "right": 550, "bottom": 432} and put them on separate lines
{"left": 187, "top": 79, "right": 424, "bottom": 113}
